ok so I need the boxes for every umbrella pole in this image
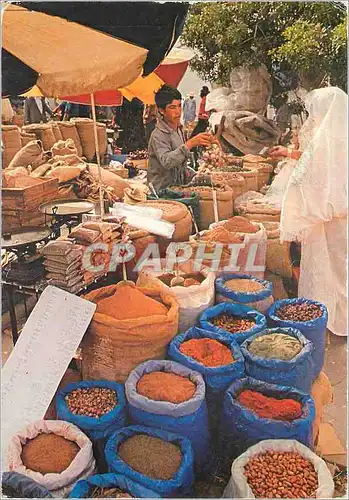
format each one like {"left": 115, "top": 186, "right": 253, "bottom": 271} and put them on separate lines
{"left": 90, "top": 92, "right": 104, "bottom": 218}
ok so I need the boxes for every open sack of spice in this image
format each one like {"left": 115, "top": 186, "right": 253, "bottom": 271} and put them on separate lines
{"left": 234, "top": 190, "right": 281, "bottom": 223}
{"left": 104, "top": 425, "right": 195, "bottom": 497}
{"left": 137, "top": 260, "right": 215, "bottom": 333}
{"left": 82, "top": 281, "right": 179, "bottom": 382}
{"left": 223, "top": 439, "right": 334, "bottom": 499}
{"left": 215, "top": 274, "right": 273, "bottom": 313}
{"left": 69, "top": 472, "right": 161, "bottom": 498}
{"left": 209, "top": 216, "right": 268, "bottom": 279}
{"left": 125, "top": 359, "right": 211, "bottom": 472}
{"left": 218, "top": 377, "right": 315, "bottom": 465}
{"left": 6, "top": 420, "right": 96, "bottom": 497}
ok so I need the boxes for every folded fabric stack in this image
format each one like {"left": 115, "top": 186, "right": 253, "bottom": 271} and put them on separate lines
{"left": 42, "top": 240, "right": 84, "bottom": 293}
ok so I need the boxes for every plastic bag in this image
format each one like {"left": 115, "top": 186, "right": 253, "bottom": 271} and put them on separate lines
{"left": 241, "top": 327, "right": 315, "bottom": 393}
{"left": 105, "top": 425, "right": 195, "bottom": 497}
{"left": 125, "top": 360, "right": 210, "bottom": 472}
{"left": 6, "top": 420, "right": 96, "bottom": 497}
{"left": 56, "top": 381, "right": 126, "bottom": 441}
{"left": 267, "top": 298, "right": 328, "bottom": 378}
{"left": 223, "top": 439, "right": 334, "bottom": 499}
{"left": 68, "top": 473, "right": 161, "bottom": 498}
{"left": 1, "top": 472, "right": 53, "bottom": 498}
{"left": 137, "top": 264, "right": 215, "bottom": 333}
{"left": 199, "top": 303, "right": 267, "bottom": 345}
{"left": 215, "top": 274, "right": 273, "bottom": 313}
{"left": 219, "top": 377, "right": 315, "bottom": 462}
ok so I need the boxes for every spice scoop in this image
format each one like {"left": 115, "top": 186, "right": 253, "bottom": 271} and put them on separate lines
{"left": 170, "top": 270, "right": 185, "bottom": 287}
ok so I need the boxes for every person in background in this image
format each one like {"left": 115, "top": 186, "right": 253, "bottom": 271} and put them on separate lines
{"left": 183, "top": 92, "right": 196, "bottom": 126}
{"left": 24, "top": 97, "right": 53, "bottom": 124}
{"left": 53, "top": 101, "right": 91, "bottom": 120}
{"left": 148, "top": 85, "right": 213, "bottom": 191}
{"left": 1, "top": 98, "right": 14, "bottom": 124}
{"left": 143, "top": 103, "right": 157, "bottom": 144}
{"left": 189, "top": 86, "right": 211, "bottom": 168}
{"left": 269, "top": 86, "right": 348, "bottom": 337}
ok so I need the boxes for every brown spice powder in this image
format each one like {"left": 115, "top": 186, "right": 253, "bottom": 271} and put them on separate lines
{"left": 21, "top": 433, "right": 80, "bottom": 474}
{"left": 118, "top": 434, "right": 182, "bottom": 480}
{"left": 137, "top": 371, "right": 196, "bottom": 403}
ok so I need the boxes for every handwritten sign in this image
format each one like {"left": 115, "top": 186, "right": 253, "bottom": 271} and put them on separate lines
{"left": 1, "top": 286, "right": 96, "bottom": 464}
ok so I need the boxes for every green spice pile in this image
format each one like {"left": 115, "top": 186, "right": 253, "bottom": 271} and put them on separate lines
{"left": 248, "top": 333, "right": 303, "bottom": 360}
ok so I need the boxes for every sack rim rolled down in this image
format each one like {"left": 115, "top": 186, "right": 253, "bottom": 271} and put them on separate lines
{"left": 168, "top": 326, "right": 245, "bottom": 376}
{"left": 55, "top": 380, "right": 126, "bottom": 432}
{"left": 240, "top": 327, "right": 314, "bottom": 370}
{"left": 104, "top": 425, "right": 194, "bottom": 494}
{"left": 216, "top": 273, "right": 273, "bottom": 303}
{"left": 224, "top": 376, "right": 316, "bottom": 427}
{"left": 125, "top": 359, "right": 206, "bottom": 417}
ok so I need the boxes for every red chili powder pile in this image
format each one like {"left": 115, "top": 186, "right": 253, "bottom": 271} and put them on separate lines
{"left": 137, "top": 371, "right": 196, "bottom": 404}
{"left": 237, "top": 390, "right": 302, "bottom": 421}
{"left": 180, "top": 338, "right": 234, "bottom": 367}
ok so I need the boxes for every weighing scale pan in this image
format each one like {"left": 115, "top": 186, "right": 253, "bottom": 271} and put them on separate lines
{"left": 1, "top": 227, "right": 51, "bottom": 249}
{"left": 39, "top": 199, "right": 94, "bottom": 216}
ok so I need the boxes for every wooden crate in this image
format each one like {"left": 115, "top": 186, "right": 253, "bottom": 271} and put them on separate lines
{"left": 2, "top": 178, "right": 59, "bottom": 211}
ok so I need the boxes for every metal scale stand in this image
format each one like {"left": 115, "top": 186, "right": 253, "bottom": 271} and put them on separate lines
{"left": 39, "top": 199, "right": 95, "bottom": 238}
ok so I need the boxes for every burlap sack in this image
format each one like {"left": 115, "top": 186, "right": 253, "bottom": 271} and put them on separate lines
{"left": 51, "top": 139, "right": 78, "bottom": 157}
{"left": 197, "top": 187, "right": 234, "bottom": 230}
{"left": 97, "top": 122, "right": 107, "bottom": 157}
{"left": 239, "top": 167, "right": 259, "bottom": 192}
{"left": 244, "top": 212, "right": 281, "bottom": 223}
{"left": 262, "top": 221, "right": 292, "bottom": 278}
{"left": 20, "top": 131, "right": 37, "bottom": 147}
{"left": 22, "top": 124, "right": 56, "bottom": 151}
{"left": 73, "top": 118, "right": 95, "bottom": 161}
{"left": 51, "top": 122, "right": 63, "bottom": 142}
{"left": 81, "top": 282, "right": 179, "bottom": 382}
{"left": 210, "top": 172, "right": 245, "bottom": 200}
{"left": 8, "top": 140, "right": 45, "bottom": 170}
{"left": 139, "top": 200, "right": 192, "bottom": 242}
{"left": 2, "top": 125, "right": 22, "bottom": 168}
{"left": 57, "top": 122, "right": 83, "bottom": 157}
{"left": 244, "top": 161, "right": 274, "bottom": 191}
{"left": 88, "top": 164, "right": 129, "bottom": 199}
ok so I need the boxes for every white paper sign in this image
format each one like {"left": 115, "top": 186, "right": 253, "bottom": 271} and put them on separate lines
{"left": 1, "top": 285, "right": 96, "bottom": 464}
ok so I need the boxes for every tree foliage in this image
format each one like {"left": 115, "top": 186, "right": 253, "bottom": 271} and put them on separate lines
{"left": 182, "top": 2, "right": 347, "bottom": 91}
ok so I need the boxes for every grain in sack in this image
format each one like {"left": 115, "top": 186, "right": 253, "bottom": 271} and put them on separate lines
{"left": 73, "top": 118, "right": 96, "bottom": 161}
{"left": 22, "top": 124, "right": 56, "bottom": 151}
{"left": 81, "top": 282, "right": 179, "bottom": 382}
{"left": 139, "top": 200, "right": 192, "bottom": 243}
{"left": 223, "top": 439, "right": 334, "bottom": 499}
{"left": 57, "top": 122, "right": 83, "bottom": 157}
{"left": 51, "top": 122, "right": 63, "bottom": 142}
{"left": 215, "top": 274, "right": 273, "bottom": 313}
{"left": 2, "top": 125, "right": 22, "bottom": 168}
{"left": 125, "top": 359, "right": 211, "bottom": 471}
{"left": 6, "top": 420, "right": 96, "bottom": 497}
{"left": 8, "top": 140, "right": 45, "bottom": 170}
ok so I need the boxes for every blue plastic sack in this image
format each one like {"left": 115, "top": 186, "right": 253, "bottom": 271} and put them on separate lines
{"left": 241, "top": 328, "right": 315, "bottom": 393}
{"left": 219, "top": 377, "right": 315, "bottom": 462}
{"left": 125, "top": 359, "right": 210, "bottom": 472}
{"left": 1, "top": 472, "right": 53, "bottom": 498}
{"left": 105, "top": 425, "right": 195, "bottom": 497}
{"left": 199, "top": 303, "right": 267, "bottom": 345}
{"left": 56, "top": 380, "right": 126, "bottom": 441}
{"left": 266, "top": 298, "right": 328, "bottom": 378}
{"left": 69, "top": 473, "right": 161, "bottom": 498}
{"left": 215, "top": 273, "right": 273, "bottom": 312}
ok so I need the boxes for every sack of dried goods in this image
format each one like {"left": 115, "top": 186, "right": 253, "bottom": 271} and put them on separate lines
{"left": 262, "top": 221, "right": 293, "bottom": 278}
{"left": 224, "top": 439, "right": 334, "bottom": 499}
{"left": 215, "top": 274, "right": 273, "bottom": 313}
{"left": 51, "top": 122, "right": 63, "bottom": 142}
{"left": 234, "top": 191, "right": 281, "bottom": 223}
{"left": 168, "top": 326, "right": 244, "bottom": 431}
{"left": 267, "top": 299, "right": 328, "bottom": 379}
{"left": 105, "top": 425, "right": 195, "bottom": 497}
{"left": 147, "top": 188, "right": 200, "bottom": 229}
{"left": 57, "top": 122, "right": 83, "bottom": 157}
{"left": 73, "top": 118, "right": 95, "bottom": 161}
{"left": 8, "top": 140, "right": 45, "bottom": 170}
{"left": 209, "top": 172, "right": 245, "bottom": 200}
{"left": 137, "top": 264, "right": 215, "bottom": 333}
{"left": 68, "top": 473, "right": 161, "bottom": 498}
{"left": 51, "top": 139, "right": 78, "bottom": 157}
{"left": 20, "top": 131, "right": 37, "bottom": 147}
{"left": 88, "top": 164, "right": 129, "bottom": 200}
{"left": 22, "top": 124, "right": 56, "bottom": 152}
{"left": 97, "top": 123, "right": 108, "bottom": 157}
{"left": 125, "top": 360, "right": 210, "bottom": 471}
{"left": 2, "top": 125, "right": 22, "bottom": 168}
{"left": 237, "top": 167, "right": 259, "bottom": 192}
{"left": 241, "top": 327, "right": 315, "bottom": 393}
{"left": 82, "top": 282, "right": 179, "bottom": 383}
{"left": 1, "top": 472, "right": 53, "bottom": 498}
{"left": 219, "top": 377, "right": 315, "bottom": 464}
{"left": 139, "top": 200, "right": 192, "bottom": 243}
{"left": 200, "top": 303, "right": 266, "bottom": 345}
{"left": 6, "top": 420, "right": 96, "bottom": 497}
{"left": 56, "top": 381, "right": 126, "bottom": 441}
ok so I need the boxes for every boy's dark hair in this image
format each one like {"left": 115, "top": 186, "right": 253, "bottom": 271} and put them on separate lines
{"left": 155, "top": 84, "right": 182, "bottom": 110}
